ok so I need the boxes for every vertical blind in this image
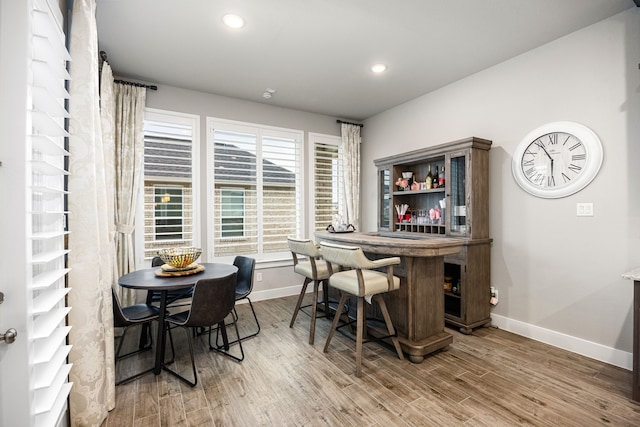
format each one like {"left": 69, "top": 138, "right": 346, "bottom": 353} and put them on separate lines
{"left": 29, "top": 0, "right": 72, "bottom": 425}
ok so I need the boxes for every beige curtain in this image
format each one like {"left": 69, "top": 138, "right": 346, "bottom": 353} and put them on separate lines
{"left": 113, "top": 83, "right": 146, "bottom": 305}
{"left": 341, "top": 123, "right": 361, "bottom": 229}
{"left": 67, "top": 0, "right": 116, "bottom": 425}
{"left": 100, "top": 62, "right": 121, "bottom": 301}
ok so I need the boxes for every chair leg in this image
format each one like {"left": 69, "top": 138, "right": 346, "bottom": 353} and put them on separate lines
{"left": 321, "top": 279, "right": 330, "bottom": 317}
{"left": 115, "top": 323, "right": 156, "bottom": 386}
{"left": 234, "top": 297, "right": 260, "bottom": 342}
{"left": 290, "top": 277, "right": 311, "bottom": 327}
{"left": 323, "top": 292, "right": 349, "bottom": 353}
{"left": 355, "top": 296, "right": 364, "bottom": 377}
{"left": 374, "top": 294, "right": 404, "bottom": 361}
{"left": 209, "top": 319, "right": 245, "bottom": 362}
{"left": 309, "top": 280, "right": 320, "bottom": 345}
{"left": 162, "top": 326, "right": 197, "bottom": 387}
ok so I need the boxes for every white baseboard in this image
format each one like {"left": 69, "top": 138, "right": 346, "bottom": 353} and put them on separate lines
{"left": 237, "top": 289, "right": 633, "bottom": 371}
{"left": 490, "top": 314, "right": 632, "bottom": 371}
{"left": 236, "top": 284, "right": 308, "bottom": 305}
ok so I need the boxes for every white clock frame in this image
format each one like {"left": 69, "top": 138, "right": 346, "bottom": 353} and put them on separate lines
{"left": 511, "top": 121, "right": 603, "bottom": 199}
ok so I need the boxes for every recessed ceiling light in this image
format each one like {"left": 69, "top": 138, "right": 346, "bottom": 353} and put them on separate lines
{"left": 370, "top": 63, "right": 387, "bottom": 73}
{"left": 222, "top": 14, "right": 245, "bottom": 29}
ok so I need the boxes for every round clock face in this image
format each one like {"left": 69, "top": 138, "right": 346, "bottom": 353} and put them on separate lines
{"left": 512, "top": 121, "right": 603, "bottom": 198}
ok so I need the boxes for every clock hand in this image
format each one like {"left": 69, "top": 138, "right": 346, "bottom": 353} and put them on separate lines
{"left": 539, "top": 144, "right": 553, "bottom": 161}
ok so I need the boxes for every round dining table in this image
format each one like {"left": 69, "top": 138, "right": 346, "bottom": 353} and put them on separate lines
{"left": 118, "top": 262, "right": 238, "bottom": 375}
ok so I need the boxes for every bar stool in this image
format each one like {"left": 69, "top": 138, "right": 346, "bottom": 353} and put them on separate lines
{"left": 287, "top": 237, "right": 333, "bottom": 344}
{"left": 319, "top": 241, "right": 404, "bottom": 377}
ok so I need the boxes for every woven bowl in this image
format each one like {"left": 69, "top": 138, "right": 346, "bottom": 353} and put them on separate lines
{"left": 158, "top": 247, "right": 202, "bottom": 269}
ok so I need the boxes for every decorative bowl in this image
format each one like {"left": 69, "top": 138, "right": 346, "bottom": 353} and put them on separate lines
{"left": 158, "top": 247, "right": 202, "bottom": 269}
{"left": 402, "top": 171, "right": 413, "bottom": 179}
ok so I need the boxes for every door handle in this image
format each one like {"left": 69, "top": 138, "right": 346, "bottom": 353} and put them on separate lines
{"left": 0, "top": 328, "right": 17, "bottom": 344}
{"left": 0, "top": 291, "right": 17, "bottom": 343}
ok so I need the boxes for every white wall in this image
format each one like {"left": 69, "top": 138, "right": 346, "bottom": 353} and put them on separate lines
{"left": 361, "top": 8, "right": 640, "bottom": 367}
{"left": 144, "top": 86, "right": 341, "bottom": 298}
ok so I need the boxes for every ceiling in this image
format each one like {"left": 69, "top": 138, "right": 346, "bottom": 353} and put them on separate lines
{"left": 95, "top": 0, "right": 636, "bottom": 121}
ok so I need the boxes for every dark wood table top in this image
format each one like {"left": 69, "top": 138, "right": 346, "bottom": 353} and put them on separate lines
{"left": 118, "top": 262, "right": 238, "bottom": 291}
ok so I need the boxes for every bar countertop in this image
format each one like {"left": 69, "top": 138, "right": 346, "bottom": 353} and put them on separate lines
{"left": 315, "top": 231, "right": 489, "bottom": 257}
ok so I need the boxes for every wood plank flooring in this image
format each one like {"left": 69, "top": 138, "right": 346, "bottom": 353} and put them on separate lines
{"left": 103, "top": 295, "right": 640, "bottom": 426}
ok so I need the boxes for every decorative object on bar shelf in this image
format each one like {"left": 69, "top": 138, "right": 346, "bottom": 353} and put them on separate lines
{"left": 429, "top": 206, "right": 441, "bottom": 223}
{"left": 425, "top": 164, "right": 433, "bottom": 189}
{"left": 431, "top": 164, "right": 439, "bottom": 188}
{"left": 326, "top": 223, "right": 356, "bottom": 233}
{"left": 327, "top": 214, "right": 355, "bottom": 233}
{"left": 158, "top": 247, "right": 202, "bottom": 270}
{"left": 396, "top": 171, "right": 413, "bottom": 191}
{"left": 395, "top": 204, "right": 409, "bottom": 223}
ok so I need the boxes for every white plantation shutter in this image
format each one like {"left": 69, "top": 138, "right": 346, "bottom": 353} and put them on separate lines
{"left": 142, "top": 111, "right": 198, "bottom": 260}
{"left": 209, "top": 119, "right": 302, "bottom": 258}
{"left": 312, "top": 135, "right": 344, "bottom": 232}
{"left": 30, "top": 0, "right": 72, "bottom": 425}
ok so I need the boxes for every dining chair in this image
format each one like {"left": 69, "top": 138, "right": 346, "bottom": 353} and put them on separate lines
{"left": 112, "top": 287, "right": 174, "bottom": 385}
{"left": 146, "top": 256, "right": 194, "bottom": 307}
{"left": 163, "top": 273, "right": 243, "bottom": 387}
{"left": 287, "top": 237, "right": 333, "bottom": 344}
{"left": 215, "top": 256, "right": 260, "bottom": 345}
{"left": 319, "top": 241, "right": 404, "bottom": 377}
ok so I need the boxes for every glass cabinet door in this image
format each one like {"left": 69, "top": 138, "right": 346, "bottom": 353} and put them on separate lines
{"left": 379, "top": 168, "right": 391, "bottom": 230}
{"left": 449, "top": 153, "right": 467, "bottom": 235}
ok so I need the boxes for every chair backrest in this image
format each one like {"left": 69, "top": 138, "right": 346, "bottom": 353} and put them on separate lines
{"left": 151, "top": 256, "right": 164, "bottom": 267}
{"left": 287, "top": 237, "right": 322, "bottom": 262}
{"left": 112, "top": 287, "right": 130, "bottom": 328}
{"left": 179, "top": 272, "right": 237, "bottom": 328}
{"left": 318, "top": 242, "right": 372, "bottom": 269}
{"left": 233, "top": 256, "right": 255, "bottom": 298}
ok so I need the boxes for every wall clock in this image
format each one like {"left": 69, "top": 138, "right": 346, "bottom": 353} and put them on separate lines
{"left": 512, "top": 121, "right": 603, "bottom": 198}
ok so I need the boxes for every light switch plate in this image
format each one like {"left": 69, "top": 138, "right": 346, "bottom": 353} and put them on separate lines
{"left": 576, "top": 203, "right": 593, "bottom": 217}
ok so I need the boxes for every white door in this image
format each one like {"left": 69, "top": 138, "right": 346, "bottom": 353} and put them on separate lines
{"left": 0, "top": 1, "right": 72, "bottom": 426}
{"left": 0, "top": 1, "right": 36, "bottom": 424}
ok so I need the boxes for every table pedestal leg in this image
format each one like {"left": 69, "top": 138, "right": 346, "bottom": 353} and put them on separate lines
{"left": 154, "top": 291, "right": 168, "bottom": 375}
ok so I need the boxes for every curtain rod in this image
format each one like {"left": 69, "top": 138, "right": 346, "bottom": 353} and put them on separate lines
{"left": 99, "top": 50, "right": 158, "bottom": 91}
{"left": 113, "top": 79, "right": 158, "bottom": 91}
{"left": 337, "top": 119, "right": 364, "bottom": 128}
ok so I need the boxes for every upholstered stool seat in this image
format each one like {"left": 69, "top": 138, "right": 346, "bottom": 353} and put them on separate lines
{"left": 288, "top": 237, "right": 333, "bottom": 344}
{"left": 319, "top": 241, "right": 404, "bottom": 377}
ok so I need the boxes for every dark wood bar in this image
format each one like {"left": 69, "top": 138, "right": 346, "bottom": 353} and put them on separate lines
{"left": 316, "top": 231, "right": 483, "bottom": 362}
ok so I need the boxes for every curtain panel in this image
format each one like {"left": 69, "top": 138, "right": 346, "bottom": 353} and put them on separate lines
{"left": 67, "top": 0, "right": 116, "bottom": 425}
{"left": 113, "top": 83, "right": 146, "bottom": 305}
{"left": 341, "top": 123, "right": 361, "bottom": 229}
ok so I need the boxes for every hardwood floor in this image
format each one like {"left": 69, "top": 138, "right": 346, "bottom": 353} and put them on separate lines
{"left": 103, "top": 295, "right": 640, "bottom": 426}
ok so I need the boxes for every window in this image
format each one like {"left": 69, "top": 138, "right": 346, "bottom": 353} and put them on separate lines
{"left": 310, "top": 133, "right": 345, "bottom": 234}
{"left": 139, "top": 109, "right": 199, "bottom": 262}
{"left": 208, "top": 118, "right": 303, "bottom": 259}
{"left": 221, "top": 188, "right": 245, "bottom": 238}
{"left": 153, "top": 185, "right": 184, "bottom": 240}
